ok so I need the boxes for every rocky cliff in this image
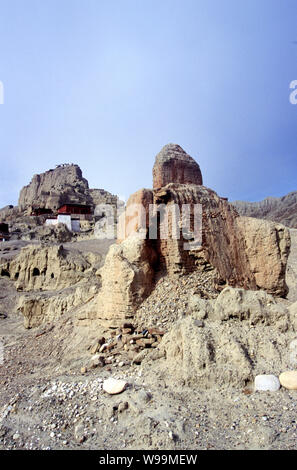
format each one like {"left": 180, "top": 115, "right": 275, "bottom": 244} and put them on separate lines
{"left": 232, "top": 191, "right": 297, "bottom": 228}
{"left": 18, "top": 163, "right": 119, "bottom": 212}
{"left": 94, "top": 144, "right": 290, "bottom": 326}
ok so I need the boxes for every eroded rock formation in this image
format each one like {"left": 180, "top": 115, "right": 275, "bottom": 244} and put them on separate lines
{"left": 122, "top": 184, "right": 290, "bottom": 295}
{"left": 95, "top": 235, "right": 157, "bottom": 325}
{"left": 154, "top": 298, "right": 291, "bottom": 389}
{"left": 236, "top": 217, "right": 290, "bottom": 296}
{"left": 153, "top": 144, "right": 203, "bottom": 189}
{"left": 18, "top": 164, "right": 119, "bottom": 213}
{"left": 97, "top": 143, "right": 290, "bottom": 327}
{"left": 0, "top": 244, "right": 101, "bottom": 292}
{"left": 18, "top": 283, "right": 99, "bottom": 329}
{"left": 118, "top": 188, "right": 153, "bottom": 241}
{"left": 7, "top": 144, "right": 292, "bottom": 331}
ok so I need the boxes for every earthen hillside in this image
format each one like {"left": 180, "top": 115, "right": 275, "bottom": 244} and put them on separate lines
{"left": 0, "top": 145, "right": 296, "bottom": 450}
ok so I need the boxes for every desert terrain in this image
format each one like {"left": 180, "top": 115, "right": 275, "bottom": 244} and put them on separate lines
{"left": 0, "top": 145, "right": 296, "bottom": 450}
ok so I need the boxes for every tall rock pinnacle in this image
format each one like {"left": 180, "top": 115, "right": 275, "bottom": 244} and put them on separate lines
{"left": 152, "top": 143, "right": 203, "bottom": 189}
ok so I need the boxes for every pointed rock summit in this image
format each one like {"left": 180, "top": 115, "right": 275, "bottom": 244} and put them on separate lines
{"left": 153, "top": 143, "right": 203, "bottom": 189}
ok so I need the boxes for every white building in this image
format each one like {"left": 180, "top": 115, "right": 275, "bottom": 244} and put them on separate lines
{"left": 45, "top": 214, "right": 80, "bottom": 232}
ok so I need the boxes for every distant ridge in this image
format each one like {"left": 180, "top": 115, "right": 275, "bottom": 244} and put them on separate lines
{"left": 232, "top": 191, "right": 297, "bottom": 228}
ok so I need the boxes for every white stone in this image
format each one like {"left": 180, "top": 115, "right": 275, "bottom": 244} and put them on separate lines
{"left": 254, "top": 374, "right": 280, "bottom": 392}
{"left": 103, "top": 378, "right": 127, "bottom": 395}
{"left": 279, "top": 370, "right": 297, "bottom": 390}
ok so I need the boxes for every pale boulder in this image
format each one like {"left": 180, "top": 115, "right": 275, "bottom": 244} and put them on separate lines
{"left": 103, "top": 378, "right": 127, "bottom": 395}
{"left": 279, "top": 370, "right": 297, "bottom": 390}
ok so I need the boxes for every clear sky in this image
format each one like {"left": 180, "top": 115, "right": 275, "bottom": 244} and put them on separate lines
{"left": 0, "top": 0, "right": 296, "bottom": 207}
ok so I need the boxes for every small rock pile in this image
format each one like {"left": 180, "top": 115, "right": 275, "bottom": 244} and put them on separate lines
{"left": 85, "top": 323, "right": 165, "bottom": 371}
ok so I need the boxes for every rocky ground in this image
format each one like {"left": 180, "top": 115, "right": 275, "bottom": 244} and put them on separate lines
{"left": 0, "top": 229, "right": 296, "bottom": 450}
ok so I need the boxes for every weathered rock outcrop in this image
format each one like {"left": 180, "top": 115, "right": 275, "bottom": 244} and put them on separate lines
{"left": 0, "top": 244, "right": 102, "bottom": 291}
{"left": 153, "top": 183, "right": 252, "bottom": 282}
{"left": 0, "top": 205, "right": 14, "bottom": 221}
{"left": 154, "top": 313, "right": 291, "bottom": 389}
{"left": 153, "top": 144, "right": 203, "bottom": 189}
{"left": 190, "top": 287, "right": 290, "bottom": 330}
{"left": 19, "top": 165, "right": 89, "bottom": 211}
{"left": 232, "top": 191, "right": 297, "bottom": 229}
{"left": 156, "top": 316, "right": 254, "bottom": 389}
{"left": 18, "top": 283, "right": 99, "bottom": 328}
{"left": 95, "top": 235, "right": 157, "bottom": 325}
{"left": 95, "top": 144, "right": 290, "bottom": 327}
{"left": 18, "top": 164, "right": 119, "bottom": 213}
{"left": 123, "top": 183, "right": 290, "bottom": 295}
{"left": 236, "top": 217, "right": 290, "bottom": 296}
{"left": 0, "top": 205, "right": 21, "bottom": 223}
{"left": 118, "top": 188, "right": 154, "bottom": 241}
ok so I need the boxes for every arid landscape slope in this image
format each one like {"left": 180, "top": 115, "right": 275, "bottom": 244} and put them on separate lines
{"left": 0, "top": 145, "right": 296, "bottom": 450}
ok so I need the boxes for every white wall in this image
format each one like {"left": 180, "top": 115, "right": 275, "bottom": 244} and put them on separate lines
{"left": 45, "top": 215, "right": 80, "bottom": 232}
{"left": 57, "top": 214, "right": 72, "bottom": 231}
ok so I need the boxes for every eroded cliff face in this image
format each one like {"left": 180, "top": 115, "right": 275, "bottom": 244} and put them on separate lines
{"left": 18, "top": 165, "right": 90, "bottom": 211}
{"left": 0, "top": 244, "right": 102, "bottom": 292}
{"left": 18, "top": 164, "right": 119, "bottom": 213}
{"left": 17, "top": 283, "right": 99, "bottom": 329}
{"left": 95, "top": 236, "right": 157, "bottom": 325}
{"left": 3, "top": 144, "right": 291, "bottom": 331}
{"left": 121, "top": 183, "right": 290, "bottom": 296}
{"left": 236, "top": 217, "right": 290, "bottom": 296}
{"left": 87, "top": 144, "right": 291, "bottom": 329}
{"left": 0, "top": 242, "right": 105, "bottom": 328}
{"left": 152, "top": 183, "right": 250, "bottom": 282}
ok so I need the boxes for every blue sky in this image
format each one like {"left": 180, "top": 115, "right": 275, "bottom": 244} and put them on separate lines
{"left": 0, "top": 0, "right": 296, "bottom": 206}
